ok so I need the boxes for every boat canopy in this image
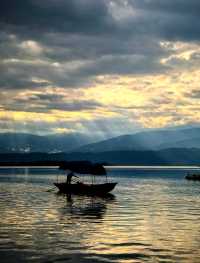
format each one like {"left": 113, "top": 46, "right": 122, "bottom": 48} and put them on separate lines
{"left": 59, "top": 161, "right": 107, "bottom": 175}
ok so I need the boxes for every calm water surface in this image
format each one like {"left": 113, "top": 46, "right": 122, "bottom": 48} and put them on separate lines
{"left": 0, "top": 167, "right": 200, "bottom": 263}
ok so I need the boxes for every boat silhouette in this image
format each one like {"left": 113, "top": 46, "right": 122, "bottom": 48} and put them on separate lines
{"left": 54, "top": 161, "right": 117, "bottom": 196}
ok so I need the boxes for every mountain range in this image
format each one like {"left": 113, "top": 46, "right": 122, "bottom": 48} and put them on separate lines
{"left": 0, "top": 133, "right": 98, "bottom": 153}
{"left": 0, "top": 126, "right": 200, "bottom": 153}
{"left": 76, "top": 127, "right": 200, "bottom": 152}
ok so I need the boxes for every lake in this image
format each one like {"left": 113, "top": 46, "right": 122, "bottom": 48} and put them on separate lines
{"left": 0, "top": 167, "right": 200, "bottom": 263}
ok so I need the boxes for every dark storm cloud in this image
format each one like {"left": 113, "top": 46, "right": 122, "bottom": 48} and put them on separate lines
{"left": 2, "top": 93, "right": 102, "bottom": 113}
{"left": 132, "top": 0, "right": 200, "bottom": 16}
{"left": 38, "top": 34, "right": 166, "bottom": 62}
{"left": 1, "top": 0, "right": 199, "bottom": 40}
{"left": 75, "top": 53, "right": 168, "bottom": 77}
{"left": 0, "top": 0, "right": 200, "bottom": 93}
{"left": 131, "top": 0, "right": 200, "bottom": 41}
{"left": 0, "top": 61, "right": 50, "bottom": 89}
{"left": 0, "top": 0, "right": 113, "bottom": 35}
{"left": 0, "top": 36, "right": 168, "bottom": 91}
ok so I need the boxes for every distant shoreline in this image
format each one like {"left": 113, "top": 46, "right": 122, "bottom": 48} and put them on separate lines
{"left": 0, "top": 163, "right": 200, "bottom": 171}
{"left": 1, "top": 148, "right": 200, "bottom": 166}
{"left": 105, "top": 165, "right": 200, "bottom": 169}
{"left": 0, "top": 161, "right": 62, "bottom": 167}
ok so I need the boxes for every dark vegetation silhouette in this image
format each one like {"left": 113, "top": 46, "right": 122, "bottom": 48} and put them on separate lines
{"left": 1, "top": 148, "right": 200, "bottom": 166}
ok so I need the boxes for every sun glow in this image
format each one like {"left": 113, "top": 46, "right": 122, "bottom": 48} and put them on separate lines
{"left": 1, "top": 49, "right": 200, "bottom": 133}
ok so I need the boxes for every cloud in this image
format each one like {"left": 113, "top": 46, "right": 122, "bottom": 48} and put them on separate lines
{"left": 1, "top": 91, "right": 103, "bottom": 113}
{"left": 0, "top": 0, "right": 200, "bottom": 134}
{"left": 130, "top": 0, "right": 200, "bottom": 41}
{"left": 0, "top": 35, "right": 168, "bottom": 91}
{"left": 1, "top": 0, "right": 199, "bottom": 92}
{"left": 132, "top": 0, "right": 200, "bottom": 16}
{"left": 184, "top": 89, "right": 200, "bottom": 99}
{"left": 0, "top": 0, "right": 112, "bottom": 35}
{"left": 1, "top": 1, "right": 199, "bottom": 41}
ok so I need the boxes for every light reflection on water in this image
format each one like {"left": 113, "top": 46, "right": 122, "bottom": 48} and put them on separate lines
{"left": 0, "top": 167, "right": 200, "bottom": 263}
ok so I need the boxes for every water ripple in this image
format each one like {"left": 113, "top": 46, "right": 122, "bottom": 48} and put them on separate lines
{"left": 1, "top": 169, "right": 200, "bottom": 262}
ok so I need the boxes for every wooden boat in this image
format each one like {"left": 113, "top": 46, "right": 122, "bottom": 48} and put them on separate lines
{"left": 185, "top": 173, "right": 200, "bottom": 181}
{"left": 54, "top": 182, "right": 117, "bottom": 196}
{"left": 54, "top": 161, "right": 117, "bottom": 196}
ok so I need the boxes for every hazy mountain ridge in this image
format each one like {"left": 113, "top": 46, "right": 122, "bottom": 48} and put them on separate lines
{"left": 0, "top": 132, "right": 100, "bottom": 153}
{"left": 0, "top": 127, "right": 200, "bottom": 153}
{"left": 75, "top": 128, "right": 200, "bottom": 152}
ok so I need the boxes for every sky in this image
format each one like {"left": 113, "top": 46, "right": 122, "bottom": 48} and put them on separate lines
{"left": 0, "top": 0, "right": 200, "bottom": 137}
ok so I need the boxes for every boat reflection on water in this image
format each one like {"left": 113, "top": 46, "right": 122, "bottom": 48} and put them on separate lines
{"left": 57, "top": 192, "right": 116, "bottom": 220}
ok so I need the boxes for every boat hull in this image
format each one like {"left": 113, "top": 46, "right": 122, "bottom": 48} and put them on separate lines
{"left": 54, "top": 182, "right": 117, "bottom": 196}
{"left": 185, "top": 174, "right": 200, "bottom": 181}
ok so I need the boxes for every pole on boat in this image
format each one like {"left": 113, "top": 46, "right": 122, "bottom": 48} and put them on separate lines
{"left": 105, "top": 172, "right": 108, "bottom": 183}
